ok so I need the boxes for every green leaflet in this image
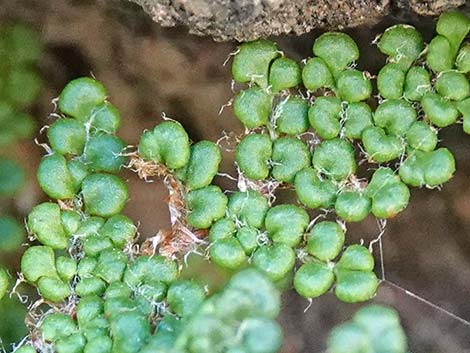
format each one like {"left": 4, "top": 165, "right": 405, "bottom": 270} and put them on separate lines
{"left": 373, "top": 99, "right": 416, "bottom": 137}
{"left": 309, "top": 96, "right": 342, "bottom": 139}
{"left": 343, "top": 102, "right": 373, "bottom": 139}
{"left": 231, "top": 40, "right": 279, "bottom": 88}
{"left": 334, "top": 245, "right": 378, "bottom": 303}
{"left": 210, "top": 237, "right": 247, "bottom": 270}
{"left": 82, "top": 173, "right": 129, "bottom": 217}
{"left": 336, "top": 69, "right": 372, "bottom": 103}
{"left": 362, "top": 126, "right": 404, "bottom": 163}
{"left": 403, "top": 66, "right": 431, "bottom": 101}
{"left": 84, "top": 133, "right": 127, "bottom": 173}
{"left": 377, "top": 63, "right": 406, "bottom": 100}
{"left": 313, "top": 32, "right": 359, "bottom": 75}
{"left": 227, "top": 190, "right": 269, "bottom": 229}
{"left": 268, "top": 57, "right": 302, "bottom": 92}
{"left": 271, "top": 137, "right": 310, "bottom": 183}
{"left": 21, "top": 246, "right": 57, "bottom": 283}
{"left": 37, "top": 154, "right": 78, "bottom": 199}
{"left": 335, "top": 191, "right": 371, "bottom": 222}
{"left": 422, "top": 92, "right": 459, "bottom": 127}
{"left": 187, "top": 185, "right": 228, "bottom": 229}
{"left": 274, "top": 96, "right": 309, "bottom": 135}
{"left": 294, "top": 167, "right": 338, "bottom": 209}
{"left": 366, "top": 168, "right": 410, "bottom": 218}
{"left": 233, "top": 87, "right": 272, "bottom": 128}
{"left": 399, "top": 148, "right": 456, "bottom": 187}
{"left": 302, "top": 57, "right": 335, "bottom": 91}
{"left": 252, "top": 243, "right": 296, "bottom": 282}
{"left": 312, "top": 138, "right": 357, "bottom": 181}
{"left": 27, "top": 202, "right": 68, "bottom": 249}
{"left": 265, "top": 204, "right": 309, "bottom": 247}
{"left": 405, "top": 121, "right": 438, "bottom": 152}
{"left": 294, "top": 261, "right": 335, "bottom": 299}
{"left": 138, "top": 121, "right": 190, "bottom": 169}
{"left": 328, "top": 305, "right": 408, "bottom": 353}
{"left": 435, "top": 71, "right": 470, "bottom": 101}
{"left": 48, "top": 118, "right": 87, "bottom": 156}
{"left": 176, "top": 140, "right": 221, "bottom": 190}
{"left": 236, "top": 133, "right": 272, "bottom": 180}
{"left": 59, "top": 77, "right": 107, "bottom": 121}
{"left": 307, "top": 221, "right": 345, "bottom": 261}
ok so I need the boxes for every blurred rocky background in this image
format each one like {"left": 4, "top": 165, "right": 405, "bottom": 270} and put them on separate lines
{"left": 0, "top": 0, "right": 469, "bottom": 352}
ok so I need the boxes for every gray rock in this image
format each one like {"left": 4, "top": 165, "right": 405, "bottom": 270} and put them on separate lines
{"left": 130, "top": 0, "right": 465, "bottom": 41}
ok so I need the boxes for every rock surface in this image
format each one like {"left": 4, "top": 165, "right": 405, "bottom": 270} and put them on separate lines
{"left": 130, "top": 0, "right": 466, "bottom": 41}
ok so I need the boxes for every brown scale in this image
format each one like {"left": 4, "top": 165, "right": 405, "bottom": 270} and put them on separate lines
{"left": 127, "top": 152, "right": 208, "bottom": 258}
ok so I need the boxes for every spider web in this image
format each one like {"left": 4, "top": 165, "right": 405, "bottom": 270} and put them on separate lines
{"left": 369, "top": 219, "right": 470, "bottom": 328}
